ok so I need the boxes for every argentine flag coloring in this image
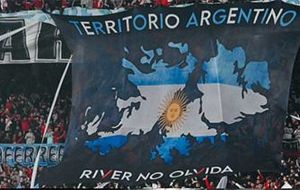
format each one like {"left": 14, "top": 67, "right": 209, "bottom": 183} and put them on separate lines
{"left": 39, "top": 2, "right": 300, "bottom": 186}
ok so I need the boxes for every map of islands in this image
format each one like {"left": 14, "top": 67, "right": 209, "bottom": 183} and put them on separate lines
{"left": 84, "top": 41, "right": 270, "bottom": 164}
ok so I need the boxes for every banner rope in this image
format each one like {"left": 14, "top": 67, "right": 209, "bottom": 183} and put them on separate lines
{"left": 30, "top": 55, "right": 73, "bottom": 188}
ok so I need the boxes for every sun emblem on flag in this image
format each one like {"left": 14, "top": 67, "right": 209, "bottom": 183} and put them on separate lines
{"left": 158, "top": 90, "right": 189, "bottom": 132}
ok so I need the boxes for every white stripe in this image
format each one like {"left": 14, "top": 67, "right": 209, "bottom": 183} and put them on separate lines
{"left": 233, "top": 181, "right": 245, "bottom": 189}
{"left": 0, "top": 21, "right": 39, "bottom": 43}
{"left": 290, "top": 115, "right": 300, "bottom": 121}
{"left": 216, "top": 176, "right": 228, "bottom": 189}
{"left": 30, "top": 55, "right": 72, "bottom": 188}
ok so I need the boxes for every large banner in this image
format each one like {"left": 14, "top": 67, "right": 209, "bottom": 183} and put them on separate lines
{"left": 39, "top": 2, "right": 300, "bottom": 186}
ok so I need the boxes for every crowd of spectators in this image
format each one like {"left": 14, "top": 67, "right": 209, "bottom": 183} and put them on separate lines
{"left": 284, "top": 116, "right": 300, "bottom": 141}
{"left": 0, "top": 93, "right": 70, "bottom": 144}
{"left": 282, "top": 75, "right": 300, "bottom": 160}
{"left": 284, "top": 82, "right": 300, "bottom": 143}
{"left": 0, "top": 63, "right": 71, "bottom": 188}
{"left": 0, "top": 163, "right": 32, "bottom": 188}
{"left": 0, "top": 64, "right": 71, "bottom": 145}
{"left": 0, "top": 0, "right": 249, "bottom": 13}
{"left": 283, "top": 114, "right": 300, "bottom": 158}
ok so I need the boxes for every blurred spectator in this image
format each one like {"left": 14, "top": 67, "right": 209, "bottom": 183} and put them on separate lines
{"left": 14, "top": 131, "right": 24, "bottom": 144}
{"left": 23, "top": 0, "right": 33, "bottom": 10}
{"left": 284, "top": 125, "right": 293, "bottom": 140}
{"left": 33, "top": 0, "right": 44, "bottom": 10}
{"left": 53, "top": 122, "right": 67, "bottom": 143}
{"left": 44, "top": 0, "right": 56, "bottom": 11}
{"left": 45, "top": 127, "right": 54, "bottom": 144}
{"left": 295, "top": 126, "right": 300, "bottom": 143}
{"left": 203, "top": 176, "right": 215, "bottom": 190}
{"left": 21, "top": 117, "right": 30, "bottom": 134}
{"left": 155, "top": 0, "right": 169, "bottom": 7}
{"left": 7, "top": 0, "right": 16, "bottom": 12}
{"left": 93, "top": 0, "right": 104, "bottom": 8}
{"left": 81, "top": 0, "right": 93, "bottom": 8}
{"left": 0, "top": 0, "right": 8, "bottom": 13}
{"left": 61, "top": 0, "right": 69, "bottom": 8}
{"left": 14, "top": 0, "right": 23, "bottom": 11}
{"left": 25, "top": 129, "right": 35, "bottom": 144}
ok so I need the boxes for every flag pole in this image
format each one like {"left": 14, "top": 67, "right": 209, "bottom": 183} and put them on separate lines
{"left": 30, "top": 55, "right": 73, "bottom": 188}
